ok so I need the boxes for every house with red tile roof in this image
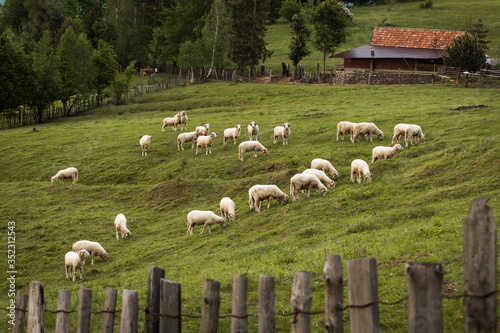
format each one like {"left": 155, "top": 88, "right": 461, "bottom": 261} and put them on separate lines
{"left": 331, "top": 27, "right": 465, "bottom": 72}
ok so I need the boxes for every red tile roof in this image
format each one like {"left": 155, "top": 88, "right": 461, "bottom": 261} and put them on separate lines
{"left": 370, "top": 27, "right": 465, "bottom": 50}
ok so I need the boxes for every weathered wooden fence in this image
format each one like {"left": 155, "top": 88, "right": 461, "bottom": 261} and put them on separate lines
{"left": 7, "top": 198, "right": 498, "bottom": 332}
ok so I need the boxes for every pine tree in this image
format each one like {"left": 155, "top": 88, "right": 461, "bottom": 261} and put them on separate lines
{"left": 288, "top": 13, "right": 310, "bottom": 72}
{"left": 468, "top": 18, "right": 490, "bottom": 51}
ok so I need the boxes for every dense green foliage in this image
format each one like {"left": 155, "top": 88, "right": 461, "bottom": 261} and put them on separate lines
{"left": 288, "top": 13, "right": 311, "bottom": 71}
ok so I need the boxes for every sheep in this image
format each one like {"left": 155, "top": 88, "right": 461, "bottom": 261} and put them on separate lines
{"left": 290, "top": 174, "right": 328, "bottom": 202}
{"left": 273, "top": 123, "right": 291, "bottom": 145}
{"left": 238, "top": 140, "right": 268, "bottom": 162}
{"left": 351, "top": 122, "right": 384, "bottom": 143}
{"left": 187, "top": 210, "right": 226, "bottom": 235}
{"left": 64, "top": 249, "right": 90, "bottom": 281}
{"left": 247, "top": 121, "right": 259, "bottom": 141}
{"left": 372, "top": 144, "right": 403, "bottom": 164}
{"left": 51, "top": 167, "right": 78, "bottom": 183}
{"left": 162, "top": 113, "right": 182, "bottom": 132}
{"left": 302, "top": 169, "right": 335, "bottom": 189}
{"left": 220, "top": 197, "right": 237, "bottom": 221}
{"left": 72, "top": 240, "right": 108, "bottom": 265}
{"left": 248, "top": 185, "right": 289, "bottom": 212}
{"left": 140, "top": 135, "right": 154, "bottom": 156}
{"left": 196, "top": 132, "right": 217, "bottom": 155}
{"left": 177, "top": 129, "right": 203, "bottom": 151}
{"left": 350, "top": 159, "right": 373, "bottom": 184}
{"left": 310, "top": 158, "right": 338, "bottom": 180}
{"left": 336, "top": 121, "right": 357, "bottom": 141}
{"left": 175, "top": 111, "right": 188, "bottom": 131}
{"left": 392, "top": 123, "right": 410, "bottom": 144}
{"left": 195, "top": 123, "right": 211, "bottom": 136}
{"left": 223, "top": 124, "right": 243, "bottom": 145}
{"left": 405, "top": 124, "right": 425, "bottom": 147}
{"left": 114, "top": 213, "right": 131, "bottom": 240}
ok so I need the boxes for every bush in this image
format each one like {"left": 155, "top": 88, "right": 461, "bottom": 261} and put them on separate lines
{"left": 420, "top": 0, "right": 433, "bottom": 9}
{"left": 279, "top": 0, "right": 302, "bottom": 22}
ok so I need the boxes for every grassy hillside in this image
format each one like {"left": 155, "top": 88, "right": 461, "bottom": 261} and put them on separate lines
{"left": 1, "top": 82, "right": 499, "bottom": 331}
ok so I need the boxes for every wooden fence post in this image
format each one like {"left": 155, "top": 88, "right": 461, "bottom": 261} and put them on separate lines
{"left": 159, "top": 279, "right": 181, "bottom": 333}
{"left": 120, "top": 290, "right": 139, "bottom": 333}
{"left": 102, "top": 287, "right": 118, "bottom": 333}
{"left": 346, "top": 257, "right": 380, "bottom": 333}
{"left": 201, "top": 278, "right": 220, "bottom": 333}
{"left": 13, "top": 292, "right": 28, "bottom": 333}
{"left": 77, "top": 286, "right": 92, "bottom": 333}
{"left": 230, "top": 276, "right": 248, "bottom": 333}
{"left": 342, "top": 71, "right": 345, "bottom": 86}
{"left": 405, "top": 262, "right": 444, "bottom": 333}
{"left": 324, "top": 254, "right": 343, "bottom": 333}
{"left": 291, "top": 271, "right": 312, "bottom": 333}
{"left": 144, "top": 265, "right": 165, "bottom": 333}
{"left": 258, "top": 275, "right": 275, "bottom": 333}
{"left": 269, "top": 70, "right": 272, "bottom": 83}
{"left": 463, "top": 197, "right": 497, "bottom": 332}
{"left": 55, "top": 289, "right": 71, "bottom": 333}
{"left": 27, "top": 281, "right": 44, "bottom": 333}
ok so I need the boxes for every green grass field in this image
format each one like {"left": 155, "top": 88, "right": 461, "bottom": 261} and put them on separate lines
{"left": 1, "top": 82, "right": 499, "bottom": 331}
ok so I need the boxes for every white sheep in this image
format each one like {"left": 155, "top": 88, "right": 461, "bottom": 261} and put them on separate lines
{"left": 290, "top": 174, "right": 328, "bottom": 201}
{"left": 139, "top": 135, "right": 154, "bottom": 156}
{"left": 238, "top": 140, "right": 268, "bottom": 162}
{"left": 273, "top": 123, "right": 291, "bottom": 145}
{"left": 177, "top": 129, "right": 203, "bottom": 151}
{"left": 372, "top": 144, "right": 403, "bottom": 164}
{"left": 351, "top": 122, "right": 384, "bottom": 143}
{"left": 310, "top": 158, "right": 338, "bottom": 180}
{"left": 223, "top": 124, "right": 243, "bottom": 145}
{"left": 195, "top": 123, "right": 211, "bottom": 136}
{"left": 350, "top": 159, "right": 373, "bottom": 184}
{"left": 175, "top": 111, "right": 188, "bottom": 131}
{"left": 405, "top": 124, "right": 425, "bottom": 147}
{"left": 248, "top": 185, "right": 289, "bottom": 212}
{"left": 337, "top": 121, "right": 357, "bottom": 141}
{"left": 220, "top": 197, "right": 237, "bottom": 221}
{"left": 162, "top": 113, "right": 182, "bottom": 132}
{"left": 302, "top": 169, "right": 335, "bottom": 188}
{"left": 64, "top": 249, "right": 90, "bottom": 281}
{"left": 196, "top": 132, "right": 217, "bottom": 155}
{"left": 392, "top": 123, "right": 410, "bottom": 144}
{"left": 72, "top": 240, "right": 109, "bottom": 265}
{"left": 51, "top": 167, "right": 78, "bottom": 183}
{"left": 247, "top": 121, "right": 259, "bottom": 141}
{"left": 187, "top": 210, "right": 226, "bottom": 235}
{"left": 114, "top": 213, "right": 131, "bottom": 240}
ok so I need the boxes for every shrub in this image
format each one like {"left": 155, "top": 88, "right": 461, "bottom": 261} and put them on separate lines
{"left": 420, "top": 0, "right": 433, "bottom": 9}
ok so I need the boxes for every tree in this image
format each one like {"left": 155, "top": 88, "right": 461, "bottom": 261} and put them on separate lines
{"left": 111, "top": 60, "right": 136, "bottom": 103}
{"left": 178, "top": 39, "right": 206, "bottom": 71}
{"left": 92, "top": 39, "right": 118, "bottom": 104}
{"left": 288, "top": 13, "right": 310, "bottom": 72}
{"left": 279, "top": 0, "right": 302, "bottom": 22}
{"left": 311, "top": 0, "right": 349, "bottom": 76}
{"left": 468, "top": 18, "right": 490, "bottom": 51}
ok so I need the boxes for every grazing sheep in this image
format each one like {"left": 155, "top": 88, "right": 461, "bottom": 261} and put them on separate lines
{"left": 337, "top": 121, "right": 357, "bottom": 141}
{"left": 196, "top": 132, "right": 217, "bottom": 155}
{"left": 65, "top": 249, "right": 90, "bottom": 281}
{"left": 51, "top": 167, "right": 78, "bottom": 183}
{"left": 195, "top": 123, "right": 211, "bottom": 136}
{"left": 220, "top": 197, "right": 237, "bottom": 221}
{"left": 372, "top": 144, "right": 403, "bottom": 164}
{"left": 310, "top": 158, "right": 338, "bottom": 180}
{"left": 248, "top": 185, "right": 289, "bottom": 212}
{"left": 140, "top": 135, "right": 154, "bottom": 156}
{"left": 223, "top": 124, "right": 243, "bottom": 145}
{"left": 175, "top": 111, "right": 188, "bottom": 131}
{"left": 187, "top": 210, "right": 226, "bottom": 235}
{"left": 273, "top": 123, "right": 291, "bottom": 145}
{"left": 162, "top": 113, "right": 182, "bottom": 132}
{"left": 350, "top": 159, "right": 373, "bottom": 184}
{"left": 351, "top": 122, "right": 384, "bottom": 143}
{"left": 114, "top": 213, "right": 131, "bottom": 240}
{"left": 302, "top": 169, "right": 335, "bottom": 188}
{"left": 72, "top": 240, "right": 108, "bottom": 265}
{"left": 290, "top": 174, "right": 328, "bottom": 201}
{"left": 405, "top": 124, "right": 425, "bottom": 147}
{"left": 238, "top": 140, "right": 268, "bottom": 162}
{"left": 247, "top": 121, "right": 259, "bottom": 141}
{"left": 177, "top": 129, "right": 203, "bottom": 151}
{"left": 392, "top": 123, "right": 410, "bottom": 144}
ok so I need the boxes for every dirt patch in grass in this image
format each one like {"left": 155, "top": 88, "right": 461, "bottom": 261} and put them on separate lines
{"left": 450, "top": 105, "right": 488, "bottom": 111}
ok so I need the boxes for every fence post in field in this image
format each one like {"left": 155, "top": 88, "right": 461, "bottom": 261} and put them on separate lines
{"left": 201, "top": 278, "right": 221, "bottom": 333}
{"left": 159, "top": 279, "right": 181, "bottom": 333}
{"left": 258, "top": 275, "right": 275, "bottom": 333}
{"left": 405, "top": 261, "right": 444, "bottom": 333}
{"left": 463, "top": 197, "right": 497, "bottom": 332}
{"left": 324, "top": 254, "right": 343, "bottom": 333}
{"left": 13, "top": 292, "right": 28, "bottom": 333}
{"left": 144, "top": 265, "right": 165, "bottom": 333}
{"left": 291, "top": 271, "right": 312, "bottom": 333}
{"left": 269, "top": 70, "right": 272, "bottom": 83}
{"left": 77, "top": 286, "right": 92, "bottom": 333}
{"left": 342, "top": 71, "right": 345, "bottom": 86}
{"left": 346, "top": 257, "right": 380, "bottom": 333}
{"left": 230, "top": 276, "right": 248, "bottom": 333}
{"left": 120, "top": 290, "right": 139, "bottom": 333}
{"left": 102, "top": 287, "right": 118, "bottom": 333}
{"left": 27, "top": 281, "right": 44, "bottom": 333}
{"left": 55, "top": 289, "right": 71, "bottom": 333}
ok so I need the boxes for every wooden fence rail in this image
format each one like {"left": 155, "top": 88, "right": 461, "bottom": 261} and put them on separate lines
{"left": 8, "top": 198, "right": 498, "bottom": 332}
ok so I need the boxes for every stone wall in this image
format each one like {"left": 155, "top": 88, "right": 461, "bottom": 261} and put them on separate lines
{"left": 331, "top": 71, "right": 436, "bottom": 85}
